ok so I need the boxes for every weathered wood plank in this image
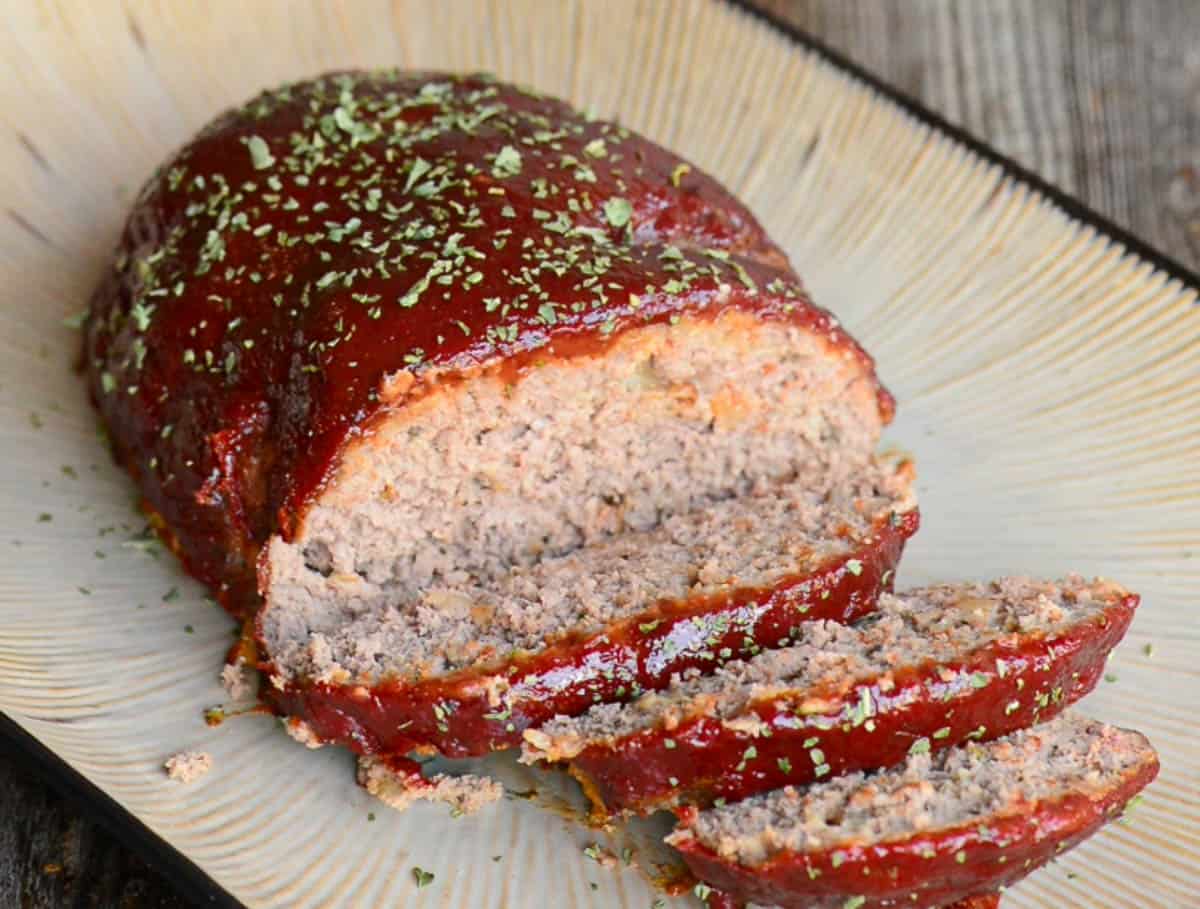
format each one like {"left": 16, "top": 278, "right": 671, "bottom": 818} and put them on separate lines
{"left": 0, "top": 751, "right": 181, "bottom": 907}
{"left": 3, "top": 2, "right": 1198, "bottom": 906}
{"left": 756, "top": 0, "right": 1200, "bottom": 268}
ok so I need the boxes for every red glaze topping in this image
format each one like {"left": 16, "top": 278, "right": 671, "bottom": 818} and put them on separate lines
{"left": 674, "top": 757, "right": 1157, "bottom": 909}
{"left": 567, "top": 593, "right": 1137, "bottom": 817}
{"left": 83, "top": 70, "right": 891, "bottom": 613}
{"left": 696, "top": 887, "right": 999, "bottom": 909}
{"left": 952, "top": 896, "right": 1001, "bottom": 909}
{"left": 262, "top": 511, "right": 916, "bottom": 757}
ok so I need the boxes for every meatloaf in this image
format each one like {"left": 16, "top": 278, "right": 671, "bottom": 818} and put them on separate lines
{"left": 267, "top": 454, "right": 914, "bottom": 755}
{"left": 522, "top": 576, "right": 1136, "bottom": 816}
{"left": 84, "top": 71, "right": 902, "bottom": 755}
{"left": 670, "top": 714, "right": 1158, "bottom": 909}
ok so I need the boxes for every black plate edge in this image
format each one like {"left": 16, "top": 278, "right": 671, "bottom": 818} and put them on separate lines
{"left": 727, "top": 0, "right": 1200, "bottom": 294}
{"left": 5, "top": 8, "right": 1199, "bottom": 909}
{"left": 0, "top": 711, "right": 241, "bottom": 908}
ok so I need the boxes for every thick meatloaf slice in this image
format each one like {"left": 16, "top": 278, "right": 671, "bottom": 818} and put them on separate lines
{"left": 84, "top": 70, "right": 891, "bottom": 617}
{"left": 668, "top": 714, "right": 1158, "bottom": 909}
{"left": 263, "top": 455, "right": 916, "bottom": 755}
{"left": 523, "top": 576, "right": 1135, "bottom": 816}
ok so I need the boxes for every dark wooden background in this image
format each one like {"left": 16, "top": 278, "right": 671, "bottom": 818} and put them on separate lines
{"left": 4, "top": 1, "right": 1199, "bottom": 906}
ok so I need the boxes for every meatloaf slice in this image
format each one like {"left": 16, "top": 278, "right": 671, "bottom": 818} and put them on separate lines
{"left": 522, "top": 577, "right": 1135, "bottom": 816}
{"left": 261, "top": 454, "right": 916, "bottom": 756}
{"left": 668, "top": 714, "right": 1158, "bottom": 909}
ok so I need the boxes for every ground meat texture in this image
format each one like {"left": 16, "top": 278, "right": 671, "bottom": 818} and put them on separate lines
{"left": 357, "top": 755, "right": 502, "bottom": 816}
{"left": 263, "top": 456, "right": 913, "bottom": 683}
{"left": 220, "top": 658, "right": 256, "bottom": 702}
{"left": 270, "top": 309, "right": 886, "bottom": 615}
{"left": 163, "top": 751, "right": 212, "bottom": 783}
{"left": 523, "top": 576, "right": 1136, "bottom": 816}
{"left": 84, "top": 70, "right": 890, "bottom": 617}
{"left": 262, "top": 456, "right": 915, "bottom": 756}
{"left": 669, "top": 714, "right": 1158, "bottom": 909}
{"left": 283, "top": 718, "right": 325, "bottom": 749}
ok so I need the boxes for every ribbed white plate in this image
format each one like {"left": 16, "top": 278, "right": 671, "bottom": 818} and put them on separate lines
{"left": 1, "top": 1, "right": 1197, "bottom": 907}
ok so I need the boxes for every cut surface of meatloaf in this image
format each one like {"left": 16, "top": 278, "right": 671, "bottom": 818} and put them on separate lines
{"left": 84, "top": 69, "right": 892, "bottom": 620}
{"left": 263, "top": 455, "right": 916, "bottom": 756}
{"left": 522, "top": 576, "right": 1135, "bottom": 816}
{"left": 668, "top": 714, "right": 1158, "bottom": 909}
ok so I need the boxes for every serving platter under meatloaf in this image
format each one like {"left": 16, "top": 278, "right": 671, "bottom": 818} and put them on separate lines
{"left": 7, "top": 2, "right": 1185, "bottom": 905}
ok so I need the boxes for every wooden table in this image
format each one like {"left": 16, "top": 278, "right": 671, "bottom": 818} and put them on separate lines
{"left": 4, "top": 2, "right": 1198, "bottom": 905}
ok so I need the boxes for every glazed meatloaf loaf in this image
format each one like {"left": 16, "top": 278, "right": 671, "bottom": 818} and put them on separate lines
{"left": 522, "top": 576, "right": 1137, "bottom": 817}
{"left": 671, "top": 714, "right": 1158, "bottom": 909}
{"left": 83, "top": 71, "right": 907, "bottom": 756}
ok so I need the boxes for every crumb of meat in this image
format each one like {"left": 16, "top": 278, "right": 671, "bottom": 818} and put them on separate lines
{"left": 582, "top": 842, "right": 619, "bottom": 869}
{"left": 358, "top": 756, "right": 503, "bottom": 815}
{"left": 283, "top": 717, "right": 325, "bottom": 749}
{"left": 721, "top": 713, "right": 772, "bottom": 737}
{"left": 520, "top": 726, "right": 586, "bottom": 763}
{"left": 478, "top": 673, "right": 510, "bottom": 708}
{"left": 164, "top": 751, "right": 212, "bottom": 783}
{"left": 220, "top": 658, "right": 257, "bottom": 702}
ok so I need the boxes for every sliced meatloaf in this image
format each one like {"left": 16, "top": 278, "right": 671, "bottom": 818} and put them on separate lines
{"left": 265, "top": 455, "right": 916, "bottom": 755}
{"left": 669, "top": 714, "right": 1158, "bottom": 909}
{"left": 522, "top": 577, "right": 1135, "bottom": 816}
{"left": 84, "top": 71, "right": 897, "bottom": 755}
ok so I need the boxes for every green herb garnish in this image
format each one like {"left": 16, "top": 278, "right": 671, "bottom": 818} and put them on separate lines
{"left": 412, "top": 866, "right": 434, "bottom": 888}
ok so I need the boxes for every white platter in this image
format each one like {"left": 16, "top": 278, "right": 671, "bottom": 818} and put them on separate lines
{"left": 1, "top": 1, "right": 1197, "bottom": 906}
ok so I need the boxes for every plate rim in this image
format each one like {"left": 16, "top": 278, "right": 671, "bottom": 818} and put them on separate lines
{"left": 5, "top": 3, "right": 1198, "bottom": 907}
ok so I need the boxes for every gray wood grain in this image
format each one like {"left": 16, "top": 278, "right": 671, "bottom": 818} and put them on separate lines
{"left": 0, "top": 752, "right": 182, "bottom": 908}
{"left": 4, "top": 1, "right": 1198, "bottom": 906}
{"left": 758, "top": 0, "right": 1200, "bottom": 268}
